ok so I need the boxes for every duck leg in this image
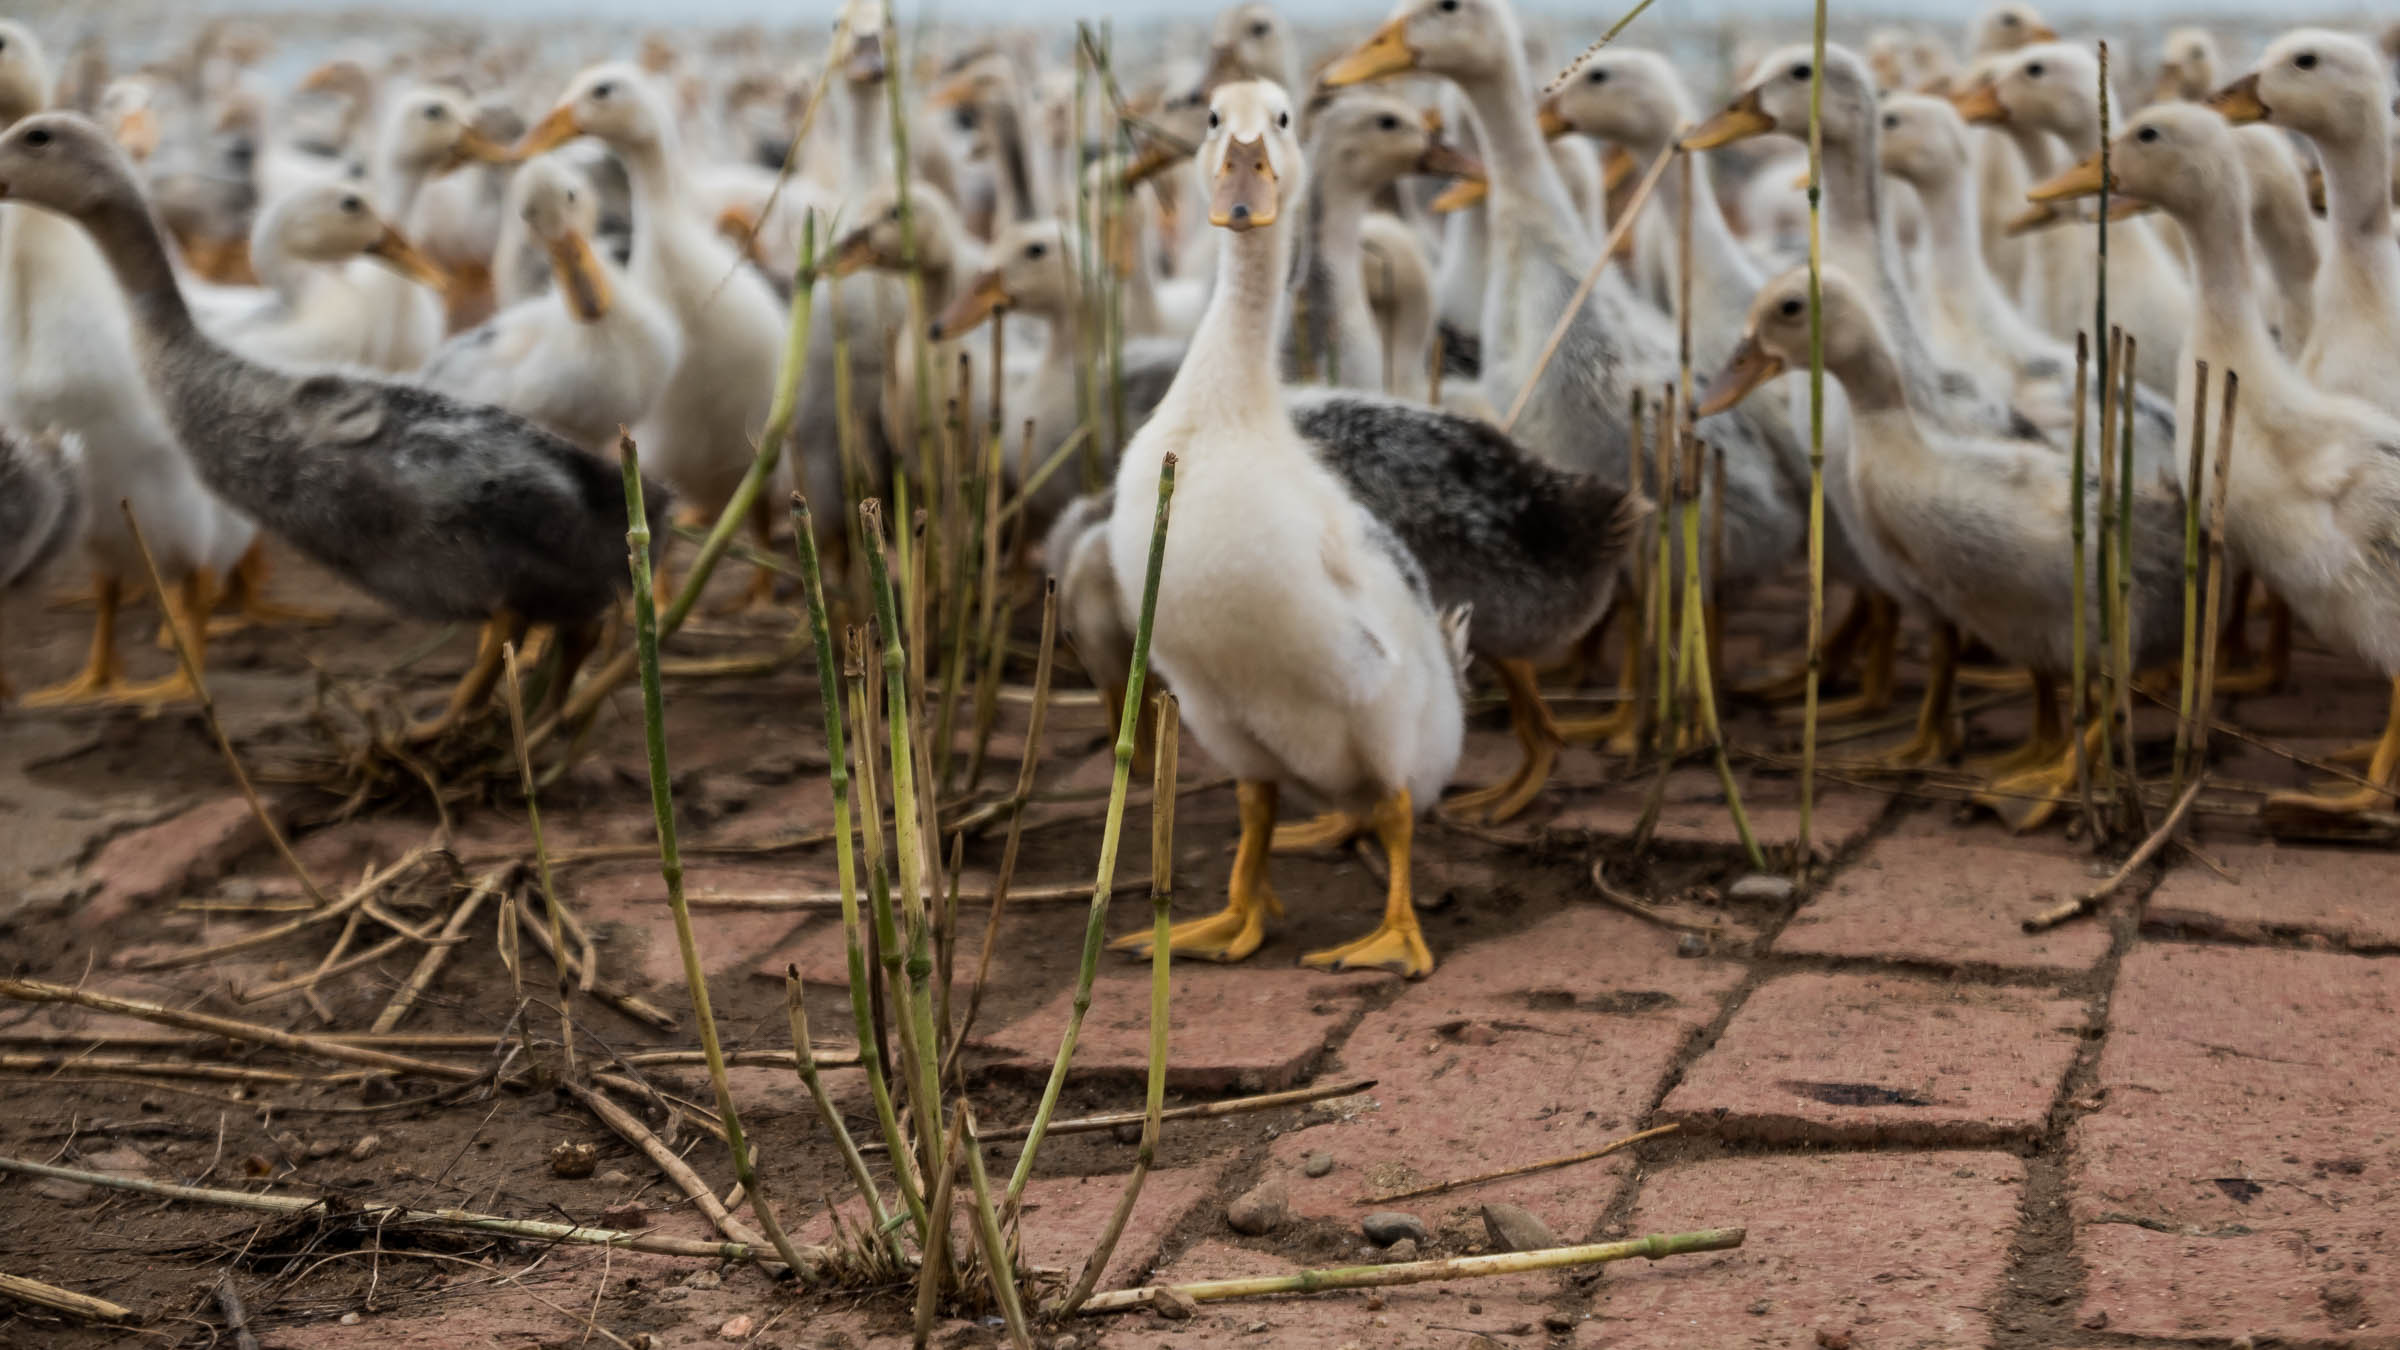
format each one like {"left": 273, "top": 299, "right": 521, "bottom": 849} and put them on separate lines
{"left": 1779, "top": 593, "right": 1900, "bottom": 723}
{"left": 1553, "top": 596, "right": 1641, "bottom": 749}
{"left": 217, "top": 539, "right": 338, "bottom": 628}
{"left": 2264, "top": 678, "right": 2400, "bottom": 819}
{"left": 1974, "top": 699, "right": 2108, "bottom": 834}
{"left": 2214, "top": 591, "right": 2291, "bottom": 696}
{"left": 1864, "top": 621, "right": 1960, "bottom": 769}
{"left": 1969, "top": 672, "right": 2065, "bottom": 778}
{"left": 1301, "top": 788, "right": 1434, "bottom": 978}
{"left": 118, "top": 571, "right": 216, "bottom": 709}
{"left": 1444, "top": 659, "right": 1562, "bottom": 823}
{"left": 1111, "top": 779, "right": 1282, "bottom": 962}
{"left": 404, "top": 609, "right": 527, "bottom": 743}
{"left": 1739, "top": 586, "right": 1875, "bottom": 703}
{"left": 23, "top": 576, "right": 127, "bottom": 708}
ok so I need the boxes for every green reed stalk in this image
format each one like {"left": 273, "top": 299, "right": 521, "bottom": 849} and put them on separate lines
{"left": 783, "top": 967, "right": 892, "bottom": 1239}
{"left": 959, "top": 1103, "right": 1032, "bottom": 1347}
{"left": 1798, "top": 0, "right": 1829, "bottom": 874}
{"left": 2113, "top": 339, "right": 2143, "bottom": 832}
{"left": 2172, "top": 363, "right": 2207, "bottom": 816}
{"left": 2068, "top": 334, "right": 2099, "bottom": 834}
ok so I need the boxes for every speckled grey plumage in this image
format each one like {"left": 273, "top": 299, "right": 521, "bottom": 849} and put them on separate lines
{"left": 0, "top": 427, "right": 85, "bottom": 591}
{"left": 24, "top": 115, "right": 667, "bottom": 630}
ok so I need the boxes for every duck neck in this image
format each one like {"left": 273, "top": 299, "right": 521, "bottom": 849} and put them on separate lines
{"left": 2318, "top": 123, "right": 2397, "bottom": 252}
{"left": 1908, "top": 166, "right": 2028, "bottom": 341}
{"left": 1455, "top": 58, "right": 1591, "bottom": 248}
{"left": 1996, "top": 122, "right": 2058, "bottom": 179}
{"left": 78, "top": 193, "right": 202, "bottom": 347}
{"left": 2175, "top": 194, "right": 2279, "bottom": 375}
{"left": 614, "top": 135, "right": 703, "bottom": 305}
{"left": 1173, "top": 218, "right": 1288, "bottom": 419}
{"left": 1831, "top": 328, "right": 1911, "bottom": 417}
{"left": 987, "top": 96, "right": 1047, "bottom": 223}
{"left": 844, "top": 79, "right": 892, "bottom": 186}
{"left": 246, "top": 199, "right": 312, "bottom": 304}
{"left": 1290, "top": 175, "right": 1377, "bottom": 386}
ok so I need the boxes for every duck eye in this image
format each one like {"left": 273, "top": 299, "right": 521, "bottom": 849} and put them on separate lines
{"left": 1377, "top": 114, "right": 1400, "bottom": 130}
{"left": 2136, "top": 125, "right": 2159, "bottom": 142}
{"left": 340, "top": 194, "right": 362, "bottom": 212}
{"left": 1999, "top": 11, "right": 2019, "bottom": 23}
{"left": 422, "top": 104, "right": 445, "bottom": 120}
{"left": 1779, "top": 297, "right": 1804, "bottom": 317}
{"left": 1278, "top": 110, "right": 1289, "bottom": 129}
{"left": 1207, "top": 110, "right": 1220, "bottom": 129}
{"left": 24, "top": 126, "right": 49, "bottom": 147}
{"left": 1026, "top": 241, "right": 1046, "bottom": 258}
{"left": 2295, "top": 52, "right": 2317, "bottom": 70}
{"left": 1250, "top": 20, "right": 1269, "bottom": 37}
{"left": 1588, "top": 68, "right": 1608, "bottom": 84}
{"left": 1437, "top": 0, "right": 1459, "bottom": 12}
{"left": 1789, "top": 62, "right": 1812, "bottom": 82}
{"left": 1882, "top": 111, "right": 1898, "bottom": 128}
{"left": 2025, "top": 62, "right": 2045, "bottom": 79}
{"left": 592, "top": 82, "right": 614, "bottom": 100}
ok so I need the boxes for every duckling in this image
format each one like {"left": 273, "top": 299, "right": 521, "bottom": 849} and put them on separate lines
{"left": 2033, "top": 103, "right": 2400, "bottom": 820}
{"left": 0, "top": 428, "right": 87, "bottom": 704}
{"left": 2213, "top": 31, "right": 2400, "bottom": 419}
{"left": 1704, "top": 267, "right": 2185, "bottom": 827}
{"left": 0, "top": 111, "right": 670, "bottom": 741}
{"left": 419, "top": 154, "right": 681, "bottom": 457}
{"left": 1964, "top": 43, "right": 2194, "bottom": 391}
{"left": 199, "top": 180, "right": 450, "bottom": 371}
{"left": 512, "top": 63, "right": 787, "bottom": 605}
{"left": 1104, "top": 80, "right": 1464, "bottom": 978}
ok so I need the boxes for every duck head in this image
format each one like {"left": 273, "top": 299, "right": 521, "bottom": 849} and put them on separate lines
{"left": 928, "top": 219, "right": 1074, "bottom": 340}
{"left": 0, "top": 112, "right": 142, "bottom": 219}
{"left": 1202, "top": 4, "right": 1294, "bottom": 97}
{"left": 2029, "top": 102, "right": 2242, "bottom": 225}
{"left": 2213, "top": 31, "right": 2392, "bottom": 146}
{"left": 2149, "top": 27, "right": 2220, "bottom": 104}
{"left": 1304, "top": 88, "right": 1482, "bottom": 202}
{"left": 1539, "top": 48, "right": 1690, "bottom": 152}
{"left": 1321, "top": 0, "right": 1514, "bottom": 91}
{"left": 1875, "top": 93, "right": 1972, "bottom": 195}
{"left": 0, "top": 23, "right": 52, "bottom": 130}
{"left": 1967, "top": 43, "right": 2108, "bottom": 141}
{"left": 1683, "top": 42, "right": 1876, "bottom": 153}
{"left": 513, "top": 156, "right": 609, "bottom": 320}
{"left": 1202, "top": 79, "right": 1303, "bottom": 233}
{"left": 1970, "top": 2, "right": 2060, "bottom": 59}
{"left": 515, "top": 63, "right": 670, "bottom": 160}
{"left": 267, "top": 179, "right": 450, "bottom": 289}
{"left": 1698, "top": 266, "right": 1882, "bottom": 416}
{"left": 382, "top": 86, "right": 511, "bottom": 175}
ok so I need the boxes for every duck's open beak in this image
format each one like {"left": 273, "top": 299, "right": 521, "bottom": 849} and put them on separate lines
{"left": 1429, "top": 175, "right": 1486, "bottom": 212}
{"left": 367, "top": 225, "right": 450, "bottom": 291}
{"left": 1416, "top": 134, "right": 1483, "bottom": 181}
{"left": 1322, "top": 18, "right": 1416, "bottom": 89}
{"left": 1698, "top": 332, "right": 1786, "bottom": 417}
{"left": 545, "top": 228, "right": 614, "bottom": 321}
{"left": 929, "top": 269, "right": 1010, "bottom": 340}
{"left": 1536, "top": 95, "right": 1571, "bottom": 140}
{"left": 1209, "top": 134, "right": 1279, "bottom": 230}
{"left": 1123, "top": 141, "right": 1182, "bottom": 186}
{"left": 112, "top": 106, "right": 161, "bottom": 163}
{"left": 2027, "top": 149, "right": 2109, "bottom": 203}
{"left": 1602, "top": 145, "right": 1637, "bottom": 193}
{"left": 1681, "top": 86, "right": 1774, "bottom": 151}
{"left": 2208, "top": 72, "right": 2269, "bottom": 124}
{"left": 1951, "top": 82, "right": 2009, "bottom": 125}
{"left": 827, "top": 227, "right": 881, "bottom": 278}
{"left": 510, "top": 105, "right": 584, "bottom": 161}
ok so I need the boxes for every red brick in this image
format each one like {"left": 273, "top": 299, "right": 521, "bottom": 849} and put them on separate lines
{"left": 1661, "top": 972, "right": 2086, "bottom": 1144}
{"left": 1263, "top": 911, "right": 1741, "bottom": 1231}
{"left": 564, "top": 863, "right": 817, "bottom": 991}
{"left": 1547, "top": 768, "right": 1888, "bottom": 859}
{"left": 978, "top": 961, "right": 1370, "bottom": 1092}
{"left": 1774, "top": 818, "right": 2116, "bottom": 975}
{"left": 2072, "top": 943, "right": 2400, "bottom": 1343}
{"left": 2145, "top": 841, "right": 2400, "bottom": 951}
{"left": 84, "top": 796, "right": 267, "bottom": 928}
{"left": 1012, "top": 1165, "right": 1227, "bottom": 1291}
{"left": 1584, "top": 1150, "right": 2025, "bottom": 1348}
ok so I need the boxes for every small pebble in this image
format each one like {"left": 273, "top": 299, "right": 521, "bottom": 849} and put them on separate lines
{"left": 1360, "top": 1211, "right": 1428, "bottom": 1246}
{"left": 1302, "top": 1152, "right": 1335, "bottom": 1179}
{"left": 597, "top": 1169, "right": 634, "bottom": 1186}
{"left": 1676, "top": 933, "right": 1708, "bottom": 958}
{"left": 548, "top": 1141, "right": 597, "bottom": 1179}
{"left": 348, "top": 1134, "right": 381, "bottom": 1162}
{"left": 1226, "top": 1179, "right": 1290, "bottom": 1236}
{"left": 1748, "top": 1299, "right": 1772, "bottom": 1315}
{"left": 305, "top": 1138, "right": 341, "bottom": 1160}
{"left": 1362, "top": 1294, "right": 1384, "bottom": 1312}
{"left": 1727, "top": 873, "right": 1796, "bottom": 903}
{"left": 717, "top": 1315, "right": 755, "bottom": 1338}
{"left": 1383, "top": 1238, "right": 1419, "bottom": 1263}
{"left": 1814, "top": 1331, "right": 1855, "bottom": 1350}
{"left": 339, "top": 1312, "right": 360, "bottom": 1326}
{"left": 685, "top": 1270, "right": 722, "bottom": 1290}
{"left": 1480, "top": 1202, "right": 1559, "bottom": 1254}
{"left": 1467, "top": 1302, "right": 1482, "bottom": 1315}
{"left": 598, "top": 1201, "right": 650, "bottom": 1229}
{"left": 1150, "top": 1287, "right": 1198, "bottom": 1320}
{"left": 1113, "top": 1122, "right": 1144, "bottom": 1145}
{"left": 1542, "top": 1312, "right": 1576, "bottom": 1332}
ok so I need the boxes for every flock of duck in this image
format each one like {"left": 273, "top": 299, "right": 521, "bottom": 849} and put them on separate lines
{"left": 1, "top": 3, "right": 2396, "bottom": 976}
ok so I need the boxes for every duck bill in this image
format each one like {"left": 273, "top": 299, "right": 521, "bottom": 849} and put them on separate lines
{"left": 1681, "top": 87, "right": 1774, "bottom": 151}
{"left": 2004, "top": 201, "right": 2065, "bottom": 236}
{"left": 846, "top": 31, "right": 888, "bottom": 86}
{"left": 1536, "top": 97, "right": 1571, "bottom": 141}
{"left": 545, "top": 229, "right": 614, "bottom": 321}
{"left": 1209, "top": 135, "right": 1279, "bottom": 230}
{"left": 1416, "top": 136, "right": 1483, "bottom": 181}
{"left": 1602, "top": 145, "right": 1637, "bottom": 193}
{"left": 1950, "top": 82, "right": 2009, "bottom": 125}
{"left": 827, "top": 228, "right": 882, "bottom": 278}
{"left": 511, "top": 105, "right": 584, "bottom": 161}
{"left": 113, "top": 106, "right": 161, "bottom": 163}
{"left": 2027, "top": 150, "right": 2109, "bottom": 204}
{"left": 2306, "top": 166, "right": 2326, "bottom": 217}
{"left": 1123, "top": 141, "right": 1182, "bottom": 187}
{"left": 1322, "top": 18, "right": 1416, "bottom": 89}
{"left": 1429, "top": 175, "right": 1487, "bottom": 213}
{"left": 929, "top": 270, "right": 1010, "bottom": 341}
{"left": 2023, "top": 22, "right": 2060, "bottom": 42}
{"left": 2105, "top": 197, "right": 2153, "bottom": 222}
{"left": 367, "top": 226, "right": 451, "bottom": 291}
{"left": 450, "top": 123, "right": 515, "bottom": 168}
{"left": 2208, "top": 73, "right": 2269, "bottom": 124}
{"left": 928, "top": 69, "right": 982, "bottom": 110}
{"left": 1696, "top": 335, "right": 1787, "bottom": 417}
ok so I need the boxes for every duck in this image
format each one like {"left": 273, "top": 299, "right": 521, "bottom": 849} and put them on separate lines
{"left": 1703, "top": 265, "right": 2185, "bottom": 828}
{"left": 0, "top": 28, "right": 229, "bottom": 710}
{"left": 2227, "top": 124, "right": 2323, "bottom": 353}
{"left": 512, "top": 63, "right": 787, "bottom": 605}
{"left": 1358, "top": 212, "right": 1440, "bottom": 402}
{"left": 198, "top": 178, "right": 451, "bottom": 371}
{"left": 1962, "top": 42, "right": 2194, "bottom": 391}
{"left": 1104, "top": 80, "right": 1464, "bottom": 978}
{"left": 0, "top": 111, "right": 671, "bottom": 741}
{"left": 2212, "top": 31, "right": 2400, "bottom": 420}
{"left": 2149, "top": 28, "right": 2224, "bottom": 104}
{"left": 419, "top": 153, "right": 681, "bottom": 457}
{"left": 1200, "top": 4, "right": 1302, "bottom": 98}
{"left": 927, "top": 49, "right": 1054, "bottom": 233}
{"left": 2032, "top": 102, "right": 2400, "bottom": 819}
{"left": 1962, "top": 3, "right": 2059, "bottom": 301}
{"left": 0, "top": 427, "right": 87, "bottom": 704}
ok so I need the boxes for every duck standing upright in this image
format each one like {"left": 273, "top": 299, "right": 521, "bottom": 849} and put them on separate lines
{"left": 1106, "top": 81, "right": 1464, "bottom": 978}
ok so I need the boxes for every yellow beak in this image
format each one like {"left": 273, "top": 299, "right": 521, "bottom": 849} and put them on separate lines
{"left": 1697, "top": 332, "right": 1787, "bottom": 417}
{"left": 1951, "top": 82, "right": 2009, "bottom": 125}
{"left": 450, "top": 123, "right": 516, "bottom": 168}
{"left": 113, "top": 106, "right": 162, "bottom": 163}
{"left": 1536, "top": 98, "right": 1571, "bottom": 141}
{"left": 1416, "top": 135, "right": 1483, "bottom": 181}
{"left": 2003, "top": 201, "right": 2064, "bottom": 236}
{"left": 1321, "top": 18, "right": 1417, "bottom": 89}
{"left": 929, "top": 269, "right": 1011, "bottom": 341}
{"left": 1209, "top": 134, "right": 1279, "bottom": 230}
{"left": 2023, "top": 22, "right": 2060, "bottom": 42}
{"left": 366, "top": 225, "right": 451, "bottom": 291}
{"left": 2027, "top": 149, "right": 2109, "bottom": 204}
{"left": 1429, "top": 176, "right": 1487, "bottom": 213}
{"left": 1123, "top": 141, "right": 1182, "bottom": 187}
{"left": 510, "top": 105, "right": 585, "bottom": 161}
{"left": 1681, "top": 86, "right": 1774, "bottom": 151}
{"left": 545, "top": 229, "right": 614, "bottom": 322}
{"left": 2208, "top": 72, "right": 2269, "bottom": 125}
{"left": 928, "top": 71, "right": 981, "bottom": 110}
{"left": 827, "top": 229, "right": 882, "bottom": 278}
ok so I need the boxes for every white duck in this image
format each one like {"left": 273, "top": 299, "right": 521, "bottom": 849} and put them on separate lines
{"left": 2213, "top": 31, "right": 2400, "bottom": 419}
{"left": 1105, "top": 80, "right": 1464, "bottom": 977}
{"left": 513, "top": 63, "right": 787, "bottom": 598}
{"left": 2034, "top": 103, "right": 2400, "bottom": 818}
{"left": 199, "top": 179, "right": 450, "bottom": 371}
{"left": 0, "top": 26, "right": 227, "bottom": 708}
{"left": 419, "top": 154, "right": 680, "bottom": 457}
